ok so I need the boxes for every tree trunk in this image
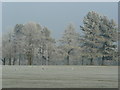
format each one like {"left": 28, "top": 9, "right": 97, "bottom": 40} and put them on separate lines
{"left": 19, "top": 59, "right": 20, "bottom": 65}
{"left": 41, "top": 56, "right": 46, "bottom": 65}
{"left": 66, "top": 49, "right": 73, "bottom": 65}
{"left": 101, "top": 56, "right": 105, "bottom": 65}
{"left": 45, "top": 57, "right": 47, "bottom": 65}
{"left": 42, "top": 56, "right": 46, "bottom": 65}
{"left": 82, "top": 59, "right": 83, "bottom": 65}
{"left": 48, "top": 56, "right": 50, "bottom": 65}
{"left": 2, "top": 58, "right": 6, "bottom": 65}
{"left": 9, "top": 58, "right": 11, "bottom": 65}
{"left": 66, "top": 55, "right": 69, "bottom": 65}
{"left": 28, "top": 56, "right": 32, "bottom": 65}
{"left": 19, "top": 54, "right": 21, "bottom": 65}
{"left": 13, "top": 57, "right": 16, "bottom": 65}
{"left": 29, "top": 57, "right": 32, "bottom": 65}
{"left": 90, "top": 58, "right": 93, "bottom": 65}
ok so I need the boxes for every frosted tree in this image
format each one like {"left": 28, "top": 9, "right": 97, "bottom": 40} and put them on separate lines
{"left": 80, "top": 11, "right": 102, "bottom": 65}
{"left": 19, "top": 22, "right": 56, "bottom": 65}
{"left": 59, "top": 23, "right": 80, "bottom": 65}
{"left": 99, "top": 16, "right": 118, "bottom": 65}
{"left": 37, "top": 26, "right": 56, "bottom": 65}
{"left": 44, "top": 29, "right": 56, "bottom": 65}
{"left": 2, "top": 31, "right": 13, "bottom": 65}
{"left": 0, "top": 36, "right": 2, "bottom": 65}
{"left": 13, "top": 24, "right": 24, "bottom": 65}
{"left": 2, "top": 35, "right": 7, "bottom": 65}
{"left": 80, "top": 11, "right": 118, "bottom": 65}
{"left": 118, "top": 32, "right": 120, "bottom": 59}
{"left": 21, "top": 22, "right": 42, "bottom": 65}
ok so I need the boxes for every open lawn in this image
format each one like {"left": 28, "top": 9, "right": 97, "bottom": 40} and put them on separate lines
{"left": 2, "top": 66, "right": 118, "bottom": 88}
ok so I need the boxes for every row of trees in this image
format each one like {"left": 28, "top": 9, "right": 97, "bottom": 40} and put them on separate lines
{"left": 1, "top": 11, "right": 118, "bottom": 65}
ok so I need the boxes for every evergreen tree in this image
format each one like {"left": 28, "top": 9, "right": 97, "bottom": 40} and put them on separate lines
{"left": 80, "top": 11, "right": 118, "bottom": 65}
{"left": 59, "top": 23, "right": 80, "bottom": 65}
{"left": 99, "top": 16, "right": 118, "bottom": 65}
{"left": 80, "top": 11, "right": 102, "bottom": 65}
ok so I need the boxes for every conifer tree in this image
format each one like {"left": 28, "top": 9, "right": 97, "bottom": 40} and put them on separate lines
{"left": 59, "top": 23, "right": 80, "bottom": 65}
{"left": 80, "top": 11, "right": 118, "bottom": 65}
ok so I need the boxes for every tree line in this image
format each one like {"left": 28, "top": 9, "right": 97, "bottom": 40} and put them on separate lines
{"left": 2, "top": 11, "right": 118, "bottom": 65}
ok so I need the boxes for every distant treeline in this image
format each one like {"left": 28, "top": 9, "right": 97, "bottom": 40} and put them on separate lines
{"left": 2, "top": 11, "right": 119, "bottom": 65}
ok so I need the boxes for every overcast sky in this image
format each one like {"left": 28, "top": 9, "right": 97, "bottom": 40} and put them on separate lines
{"left": 2, "top": 2, "right": 118, "bottom": 39}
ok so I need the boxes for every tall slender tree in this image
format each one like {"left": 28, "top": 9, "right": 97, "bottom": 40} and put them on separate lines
{"left": 59, "top": 23, "right": 80, "bottom": 65}
{"left": 99, "top": 16, "right": 118, "bottom": 65}
{"left": 13, "top": 24, "right": 24, "bottom": 65}
{"left": 80, "top": 11, "right": 102, "bottom": 65}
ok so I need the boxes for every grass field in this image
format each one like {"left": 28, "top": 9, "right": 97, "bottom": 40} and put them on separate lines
{"left": 2, "top": 66, "right": 118, "bottom": 88}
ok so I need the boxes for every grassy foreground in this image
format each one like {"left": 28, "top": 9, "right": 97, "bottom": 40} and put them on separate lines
{"left": 2, "top": 66, "right": 118, "bottom": 88}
